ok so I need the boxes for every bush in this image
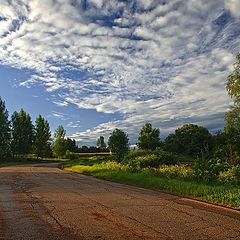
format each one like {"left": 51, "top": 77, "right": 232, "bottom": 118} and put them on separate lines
{"left": 218, "top": 165, "right": 240, "bottom": 184}
{"left": 123, "top": 150, "right": 152, "bottom": 163}
{"left": 126, "top": 150, "right": 179, "bottom": 172}
{"left": 155, "top": 150, "right": 178, "bottom": 165}
{"left": 65, "top": 151, "right": 77, "bottom": 160}
{"left": 194, "top": 157, "right": 229, "bottom": 182}
{"left": 153, "top": 164, "right": 193, "bottom": 178}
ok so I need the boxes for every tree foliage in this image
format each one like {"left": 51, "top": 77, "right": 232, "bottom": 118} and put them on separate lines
{"left": 33, "top": 115, "right": 52, "bottom": 158}
{"left": 52, "top": 125, "right": 67, "bottom": 158}
{"left": 97, "top": 136, "right": 106, "bottom": 149}
{"left": 225, "top": 53, "right": 240, "bottom": 164}
{"left": 164, "top": 124, "right": 213, "bottom": 156}
{"left": 226, "top": 53, "right": 240, "bottom": 101}
{"left": 11, "top": 108, "right": 34, "bottom": 155}
{"left": 108, "top": 129, "right": 129, "bottom": 161}
{"left": 137, "top": 123, "right": 160, "bottom": 150}
{"left": 0, "top": 97, "right": 11, "bottom": 160}
{"left": 65, "top": 138, "right": 78, "bottom": 152}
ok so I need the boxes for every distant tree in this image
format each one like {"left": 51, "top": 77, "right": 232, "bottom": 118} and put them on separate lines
{"left": 52, "top": 125, "right": 67, "bottom": 158}
{"left": 0, "top": 97, "right": 11, "bottom": 160}
{"left": 80, "top": 145, "right": 89, "bottom": 153}
{"left": 65, "top": 138, "right": 78, "bottom": 152}
{"left": 11, "top": 108, "right": 34, "bottom": 155}
{"left": 108, "top": 129, "right": 129, "bottom": 161}
{"left": 137, "top": 123, "right": 160, "bottom": 150}
{"left": 97, "top": 136, "right": 106, "bottom": 149}
{"left": 164, "top": 124, "right": 213, "bottom": 157}
{"left": 225, "top": 53, "right": 240, "bottom": 164}
{"left": 33, "top": 115, "right": 52, "bottom": 158}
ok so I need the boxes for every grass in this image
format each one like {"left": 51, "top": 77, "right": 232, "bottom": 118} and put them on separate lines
{"left": 63, "top": 159, "right": 240, "bottom": 210}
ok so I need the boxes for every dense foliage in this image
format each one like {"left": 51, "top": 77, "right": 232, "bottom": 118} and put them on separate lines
{"left": 33, "top": 115, "right": 52, "bottom": 158}
{"left": 108, "top": 128, "right": 129, "bottom": 161}
{"left": 0, "top": 97, "right": 11, "bottom": 160}
{"left": 11, "top": 109, "right": 34, "bottom": 155}
{"left": 137, "top": 123, "right": 160, "bottom": 150}
{"left": 97, "top": 136, "right": 106, "bottom": 149}
{"left": 164, "top": 124, "right": 213, "bottom": 157}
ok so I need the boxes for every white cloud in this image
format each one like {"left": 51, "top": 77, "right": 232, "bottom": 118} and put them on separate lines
{"left": 0, "top": 0, "right": 239, "bottom": 144}
{"left": 225, "top": 0, "right": 240, "bottom": 18}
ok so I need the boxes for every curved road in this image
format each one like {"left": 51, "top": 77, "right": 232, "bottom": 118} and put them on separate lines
{"left": 0, "top": 164, "right": 239, "bottom": 240}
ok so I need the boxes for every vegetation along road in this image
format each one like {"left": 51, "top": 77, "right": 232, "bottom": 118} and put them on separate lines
{"left": 0, "top": 163, "right": 239, "bottom": 240}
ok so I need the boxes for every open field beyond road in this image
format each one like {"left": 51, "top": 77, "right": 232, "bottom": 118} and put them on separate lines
{"left": 0, "top": 163, "right": 239, "bottom": 240}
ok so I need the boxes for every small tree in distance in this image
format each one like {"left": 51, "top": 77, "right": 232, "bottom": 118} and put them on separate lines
{"left": 52, "top": 125, "right": 67, "bottom": 158}
{"left": 108, "top": 129, "right": 129, "bottom": 161}
{"left": 137, "top": 123, "right": 160, "bottom": 150}
{"left": 97, "top": 136, "right": 106, "bottom": 149}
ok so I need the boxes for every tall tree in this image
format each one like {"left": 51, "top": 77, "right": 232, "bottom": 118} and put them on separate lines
{"left": 225, "top": 53, "right": 240, "bottom": 164}
{"left": 52, "top": 125, "right": 67, "bottom": 158}
{"left": 0, "top": 97, "right": 11, "bottom": 160}
{"left": 108, "top": 129, "right": 129, "bottom": 161}
{"left": 33, "top": 115, "right": 52, "bottom": 158}
{"left": 11, "top": 108, "right": 34, "bottom": 155}
{"left": 137, "top": 123, "right": 160, "bottom": 150}
{"left": 164, "top": 124, "right": 212, "bottom": 157}
{"left": 97, "top": 136, "right": 106, "bottom": 149}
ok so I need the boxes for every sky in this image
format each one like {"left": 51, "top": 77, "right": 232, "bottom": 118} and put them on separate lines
{"left": 0, "top": 0, "right": 240, "bottom": 146}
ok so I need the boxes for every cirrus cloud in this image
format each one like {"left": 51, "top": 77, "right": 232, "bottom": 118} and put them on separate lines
{"left": 0, "top": 0, "right": 240, "bottom": 144}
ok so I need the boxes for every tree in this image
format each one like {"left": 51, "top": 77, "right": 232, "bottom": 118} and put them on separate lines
{"left": 0, "top": 97, "right": 11, "bottom": 160}
{"left": 97, "top": 136, "right": 106, "bottom": 149}
{"left": 52, "top": 125, "right": 67, "bottom": 158}
{"left": 54, "top": 125, "right": 66, "bottom": 139}
{"left": 225, "top": 53, "right": 240, "bottom": 164}
{"left": 65, "top": 138, "right": 78, "bottom": 152}
{"left": 108, "top": 129, "right": 129, "bottom": 161}
{"left": 164, "top": 124, "right": 213, "bottom": 157}
{"left": 33, "top": 115, "right": 52, "bottom": 158}
{"left": 11, "top": 108, "right": 34, "bottom": 155}
{"left": 137, "top": 123, "right": 160, "bottom": 150}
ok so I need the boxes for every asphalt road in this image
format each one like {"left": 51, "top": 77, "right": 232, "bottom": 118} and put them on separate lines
{"left": 0, "top": 164, "right": 239, "bottom": 240}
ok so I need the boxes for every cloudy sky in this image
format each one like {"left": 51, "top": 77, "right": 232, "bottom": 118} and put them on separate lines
{"left": 0, "top": 0, "right": 240, "bottom": 145}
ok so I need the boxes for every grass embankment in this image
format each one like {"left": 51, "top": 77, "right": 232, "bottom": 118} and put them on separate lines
{"left": 63, "top": 158, "right": 240, "bottom": 210}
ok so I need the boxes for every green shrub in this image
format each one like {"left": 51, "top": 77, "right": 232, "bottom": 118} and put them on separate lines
{"left": 194, "top": 157, "right": 229, "bottom": 182}
{"left": 218, "top": 165, "right": 240, "bottom": 184}
{"left": 124, "top": 150, "right": 153, "bottom": 163}
{"left": 153, "top": 164, "right": 193, "bottom": 178}
{"left": 155, "top": 150, "right": 178, "bottom": 165}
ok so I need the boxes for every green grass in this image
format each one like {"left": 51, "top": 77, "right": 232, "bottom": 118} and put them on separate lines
{"left": 63, "top": 160, "right": 240, "bottom": 210}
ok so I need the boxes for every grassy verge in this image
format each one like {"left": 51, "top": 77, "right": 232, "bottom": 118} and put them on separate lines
{"left": 63, "top": 160, "right": 240, "bottom": 210}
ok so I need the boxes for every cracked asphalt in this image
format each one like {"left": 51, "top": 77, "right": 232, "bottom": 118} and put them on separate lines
{"left": 0, "top": 163, "right": 239, "bottom": 240}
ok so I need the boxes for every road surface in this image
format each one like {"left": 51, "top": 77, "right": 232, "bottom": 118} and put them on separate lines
{"left": 0, "top": 164, "right": 239, "bottom": 240}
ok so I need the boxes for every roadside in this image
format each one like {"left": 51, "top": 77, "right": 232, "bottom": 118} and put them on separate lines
{"left": 62, "top": 157, "right": 240, "bottom": 210}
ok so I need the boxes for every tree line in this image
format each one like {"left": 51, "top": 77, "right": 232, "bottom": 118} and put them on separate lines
{"left": 0, "top": 104, "right": 109, "bottom": 160}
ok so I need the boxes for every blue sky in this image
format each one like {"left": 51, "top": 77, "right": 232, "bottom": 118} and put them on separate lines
{"left": 0, "top": 0, "right": 240, "bottom": 145}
